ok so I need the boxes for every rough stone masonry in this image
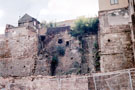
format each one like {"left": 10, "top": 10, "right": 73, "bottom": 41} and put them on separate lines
{"left": 0, "top": 14, "right": 97, "bottom": 77}
{"left": 0, "top": 26, "right": 38, "bottom": 77}
{"left": 0, "top": 68, "right": 135, "bottom": 90}
{"left": 99, "top": 8, "right": 135, "bottom": 72}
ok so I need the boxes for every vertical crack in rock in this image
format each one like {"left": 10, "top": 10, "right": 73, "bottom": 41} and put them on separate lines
{"left": 32, "top": 56, "right": 38, "bottom": 75}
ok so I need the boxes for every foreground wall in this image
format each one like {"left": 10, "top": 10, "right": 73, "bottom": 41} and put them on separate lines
{"left": 0, "top": 76, "right": 89, "bottom": 90}
{"left": 0, "top": 68, "right": 135, "bottom": 90}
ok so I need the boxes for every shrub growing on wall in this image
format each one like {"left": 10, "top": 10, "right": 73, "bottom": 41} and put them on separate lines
{"left": 51, "top": 55, "right": 59, "bottom": 76}
{"left": 93, "top": 41, "right": 100, "bottom": 71}
{"left": 56, "top": 46, "right": 65, "bottom": 56}
{"left": 52, "top": 55, "right": 59, "bottom": 63}
{"left": 70, "top": 17, "right": 100, "bottom": 72}
{"left": 70, "top": 17, "right": 99, "bottom": 38}
{"left": 50, "top": 46, "right": 65, "bottom": 76}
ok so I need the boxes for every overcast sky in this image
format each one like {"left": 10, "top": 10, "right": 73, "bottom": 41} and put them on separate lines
{"left": 0, "top": 0, "right": 99, "bottom": 34}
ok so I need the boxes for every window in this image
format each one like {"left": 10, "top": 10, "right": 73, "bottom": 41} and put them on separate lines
{"left": 108, "top": 39, "right": 111, "bottom": 42}
{"left": 58, "top": 39, "right": 63, "bottom": 44}
{"left": 40, "top": 36, "right": 45, "bottom": 41}
{"left": 110, "top": 0, "right": 118, "bottom": 5}
{"left": 66, "top": 41, "right": 69, "bottom": 46}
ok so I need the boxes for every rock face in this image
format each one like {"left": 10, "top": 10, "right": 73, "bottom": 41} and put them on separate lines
{"left": 99, "top": 8, "right": 135, "bottom": 72}
{"left": 36, "top": 26, "right": 82, "bottom": 75}
{"left": 36, "top": 26, "right": 97, "bottom": 76}
{"left": 81, "top": 35, "right": 98, "bottom": 73}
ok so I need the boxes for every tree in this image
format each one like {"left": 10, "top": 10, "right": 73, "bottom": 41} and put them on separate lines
{"left": 70, "top": 17, "right": 99, "bottom": 38}
{"left": 70, "top": 17, "right": 100, "bottom": 71}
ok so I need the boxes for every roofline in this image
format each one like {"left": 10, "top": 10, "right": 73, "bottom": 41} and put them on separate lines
{"left": 98, "top": 6, "right": 129, "bottom": 13}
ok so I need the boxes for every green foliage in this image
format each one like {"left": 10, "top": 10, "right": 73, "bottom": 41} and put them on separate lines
{"left": 78, "top": 48, "right": 85, "bottom": 53}
{"left": 41, "top": 21, "right": 57, "bottom": 28}
{"left": 94, "top": 42, "right": 98, "bottom": 49}
{"left": 70, "top": 17, "right": 99, "bottom": 37}
{"left": 48, "top": 22, "right": 57, "bottom": 28}
{"left": 52, "top": 55, "right": 58, "bottom": 63}
{"left": 93, "top": 41, "right": 100, "bottom": 71}
{"left": 41, "top": 20, "right": 47, "bottom": 28}
{"left": 56, "top": 46, "right": 65, "bottom": 56}
{"left": 69, "top": 17, "right": 100, "bottom": 72}
{"left": 51, "top": 55, "right": 58, "bottom": 76}
{"left": 81, "top": 55, "right": 87, "bottom": 63}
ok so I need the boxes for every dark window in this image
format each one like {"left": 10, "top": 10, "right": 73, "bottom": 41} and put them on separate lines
{"left": 110, "top": 0, "right": 118, "bottom": 5}
{"left": 66, "top": 41, "right": 69, "bottom": 46}
{"left": 46, "top": 55, "right": 48, "bottom": 58}
{"left": 40, "top": 36, "right": 45, "bottom": 41}
{"left": 58, "top": 39, "right": 63, "bottom": 44}
{"left": 108, "top": 39, "right": 111, "bottom": 42}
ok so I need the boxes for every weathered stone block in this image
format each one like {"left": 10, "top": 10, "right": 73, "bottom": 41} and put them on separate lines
{"left": 0, "top": 58, "right": 35, "bottom": 77}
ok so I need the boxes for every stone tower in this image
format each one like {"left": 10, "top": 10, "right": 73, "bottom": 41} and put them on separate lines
{"left": 98, "top": 0, "right": 135, "bottom": 72}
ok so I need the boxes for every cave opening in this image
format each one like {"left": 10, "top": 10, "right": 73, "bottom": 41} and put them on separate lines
{"left": 50, "top": 60, "right": 58, "bottom": 76}
{"left": 40, "top": 35, "right": 46, "bottom": 41}
{"left": 50, "top": 56, "right": 58, "bottom": 76}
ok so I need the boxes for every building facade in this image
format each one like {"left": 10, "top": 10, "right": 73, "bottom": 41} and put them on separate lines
{"left": 99, "top": 0, "right": 134, "bottom": 72}
{"left": 98, "top": 0, "right": 135, "bottom": 72}
{"left": 99, "top": 0, "right": 128, "bottom": 11}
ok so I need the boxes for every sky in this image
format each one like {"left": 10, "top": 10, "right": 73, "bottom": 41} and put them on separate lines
{"left": 0, "top": 0, "right": 99, "bottom": 34}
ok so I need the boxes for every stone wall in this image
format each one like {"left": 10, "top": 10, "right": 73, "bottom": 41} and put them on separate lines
{"left": 36, "top": 26, "right": 98, "bottom": 76}
{"left": 81, "top": 35, "right": 98, "bottom": 73}
{"left": 99, "top": 8, "right": 135, "bottom": 72}
{"left": 0, "top": 68, "right": 134, "bottom": 90}
{"left": 0, "top": 25, "right": 98, "bottom": 77}
{"left": 0, "top": 27, "right": 38, "bottom": 77}
{"left": 36, "top": 27, "right": 82, "bottom": 75}
{"left": 0, "top": 75, "right": 89, "bottom": 90}
{"left": 0, "top": 35, "right": 9, "bottom": 59}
